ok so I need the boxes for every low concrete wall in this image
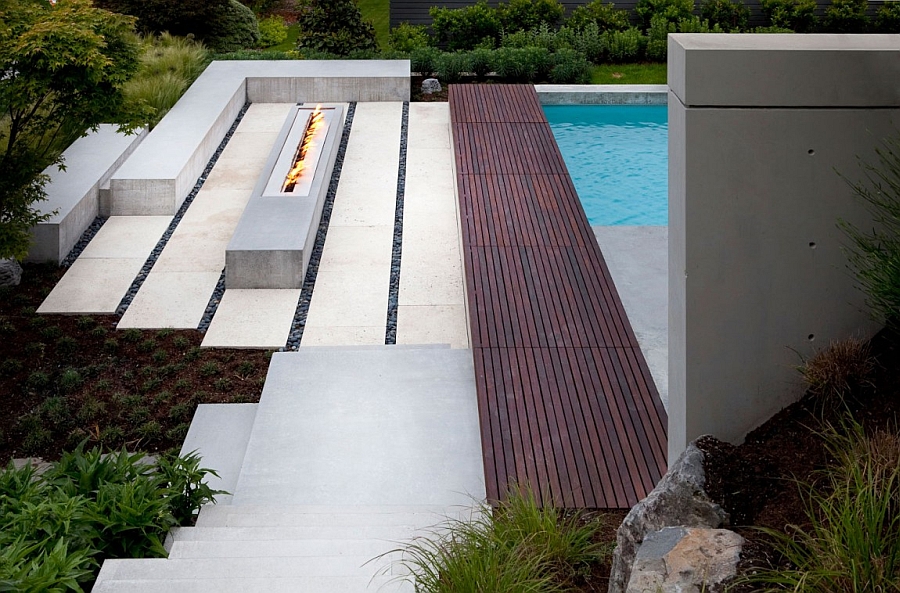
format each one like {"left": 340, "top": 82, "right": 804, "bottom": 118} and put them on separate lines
{"left": 668, "top": 34, "right": 898, "bottom": 463}
{"left": 27, "top": 125, "right": 146, "bottom": 263}
{"left": 109, "top": 60, "right": 410, "bottom": 216}
{"left": 535, "top": 84, "right": 667, "bottom": 105}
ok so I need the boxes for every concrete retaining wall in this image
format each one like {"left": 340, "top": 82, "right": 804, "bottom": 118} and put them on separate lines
{"left": 667, "top": 34, "right": 899, "bottom": 463}
{"left": 109, "top": 60, "right": 409, "bottom": 216}
{"left": 535, "top": 84, "right": 667, "bottom": 105}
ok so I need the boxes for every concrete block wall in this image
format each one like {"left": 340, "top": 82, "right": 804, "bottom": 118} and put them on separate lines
{"left": 668, "top": 34, "right": 900, "bottom": 463}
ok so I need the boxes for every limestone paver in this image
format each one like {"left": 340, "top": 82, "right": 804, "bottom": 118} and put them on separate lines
{"left": 316, "top": 226, "right": 394, "bottom": 272}
{"left": 117, "top": 271, "right": 222, "bottom": 329}
{"left": 202, "top": 289, "right": 301, "bottom": 349}
{"left": 396, "top": 305, "right": 469, "bottom": 349}
{"left": 300, "top": 326, "right": 386, "bottom": 347}
{"left": 398, "top": 264, "right": 465, "bottom": 306}
{"left": 37, "top": 258, "right": 146, "bottom": 315}
{"left": 77, "top": 216, "right": 172, "bottom": 259}
{"left": 304, "top": 270, "right": 390, "bottom": 328}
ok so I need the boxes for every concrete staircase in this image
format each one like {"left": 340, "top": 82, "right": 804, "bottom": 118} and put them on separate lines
{"left": 94, "top": 346, "right": 485, "bottom": 592}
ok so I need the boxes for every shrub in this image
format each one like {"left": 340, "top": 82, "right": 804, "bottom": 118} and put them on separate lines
{"left": 296, "top": 0, "right": 377, "bottom": 56}
{"left": 492, "top": 47, "right": 552, "bottom": 82}
{"left": 605, "top": 28, "right": 646, "bottom": 63}
{"left": 822, "top": 0, "right": 868, "bottom": 32}
{"left": 497, "top": 0, "right": 566, "bottom": 31}
{"left": 840, "top": 134, "right": 900, "bottom": 328}
{"left": 700, "top": 0, "right": 749, "bottom": 31}
{"left": 205, "top": 0, "right": 260, "bottom": 52}
{"left": 798, "top": 337, "right": 875, "bottom": 401}
{"left": 389, "top": 22, "right": 431, "bottom": 52}
{"left": 549, "top": 48, "right": 592, "bottom": 84}
{"left": 501, "top": 23, "right": 575, "bottom": 52}
{"left": 567, "top": 0, "right": 631, "bottom": 32}
{"left": 760, "top": 0, "right": 817, "bottom": 31}
{"left": 396, "top": 487, "right": 611, "bottom": 592}
{"left": 411, "top": 46, "right": 442, "bottom": 76}
{"left": 875, "top": 1, "right": 900, "bottom": 32}
{"left": 435, "top": 52, "right": 471, "bottom": 84}
{"left": 635, "top": 0, "right": 696, "bottom": 31}
{"left": 467, "top": 48, "right": 495, "bottom": 78}
{"left": 257, "top": 15, "right": 288, "bottom": 48}
{"left": 96, "top": 0, "right": 228, "bottom": 38}
{"left": 430, "top": 1, "right": 502, "bottom": 51}
{"left": 574, "top": 22, "right": 606, "bottom": 63}
{"left": 646, "top": 14, "right": 674, "bottom": 61}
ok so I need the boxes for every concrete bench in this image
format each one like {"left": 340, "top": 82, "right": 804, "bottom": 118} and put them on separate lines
{"left": 26, "top": 125, "right": 146, "bottom": 263}
{"left": 109, "top": 60, "right": 410, "bottom": 216}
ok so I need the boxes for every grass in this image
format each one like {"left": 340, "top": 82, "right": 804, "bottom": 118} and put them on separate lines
{"left": 591, "top": 63, "right": 667, "bottom": 85}
{"left": 357, "top": 0, "right": 390, "bottom": 50}
{"left": 394, "top": 487, "right": 613, "bottom": 592}
{"left": 270, "top": 23, "right": 300, "bottom": 52}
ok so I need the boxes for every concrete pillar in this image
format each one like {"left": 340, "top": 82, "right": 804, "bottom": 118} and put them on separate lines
{"left": 668, "top": 34, "right": 900, "bottom": 463}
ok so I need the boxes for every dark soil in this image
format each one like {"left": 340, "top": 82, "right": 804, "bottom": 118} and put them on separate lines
{"left": 576, "top": 509, "right": 628, "bottom": 592}
{"left": 411, "top": 75, "right": 449, "bottom": 102}
{"left": 0, "top": 263, "right": 270, "bottom": 464}
{"left": 697, "top": 327, "right": 900, "bottom": 588}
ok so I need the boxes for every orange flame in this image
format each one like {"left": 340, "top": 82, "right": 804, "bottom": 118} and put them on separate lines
{"left": 283, "top": 105, "right": 324, "bottom": 192}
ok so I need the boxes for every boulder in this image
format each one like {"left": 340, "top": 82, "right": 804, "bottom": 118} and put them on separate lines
{"left": 626, "top": 527, "right": 744, "bottom": 593}
{"left": 421, "top": 78, "right": 442, "bottom": 94}
{"left": 0, "top": 258, "right": 22, "bottom": 287}
{"left": 608, "top": 440, "right": 729, "bottom": 593}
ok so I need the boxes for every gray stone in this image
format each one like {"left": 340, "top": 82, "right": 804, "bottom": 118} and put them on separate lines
{"left": 626, "top": 527, "right": 744, "bottom": 593}
{"left": 421, "top": 78, "right": 442, "bottom": 94}
{"left": 608, "top": 440, "right": 728, "bottom": 593}
{"left": 0, "top": 258, "right": 22, "bottom": 287}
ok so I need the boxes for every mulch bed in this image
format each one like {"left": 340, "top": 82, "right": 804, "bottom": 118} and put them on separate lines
{"left": 0, "top": 263, "right": 270, "bottom": 464}
{"left": 697, "top": 327, "right": 900, "bottom": 587}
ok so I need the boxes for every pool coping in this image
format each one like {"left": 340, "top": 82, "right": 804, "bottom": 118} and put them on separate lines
{"left": 534, "top": 84, "right": 668, "bottom": 105}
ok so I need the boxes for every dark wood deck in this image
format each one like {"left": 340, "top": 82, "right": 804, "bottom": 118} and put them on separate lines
{"left": 450, "top": 84, "right": 668, "bottom": 509}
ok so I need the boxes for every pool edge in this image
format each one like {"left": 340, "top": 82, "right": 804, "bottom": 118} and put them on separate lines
{"left": 535, "top": 84, "right": 668, "bottom": 105}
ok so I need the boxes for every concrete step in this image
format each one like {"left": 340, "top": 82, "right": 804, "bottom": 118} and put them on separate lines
{"left": 168, "top": 524, "right": 426, "bottom": 543}
{"left": 95, "top": 556, "right": 400, "bottom": 582}
{"left": 93, "top": 575, "right": 414, "bottom": 593}
{"left": 168, "top": 538, "right": 403, "bottom": 560}
{"left": 195, "top": 504, "right": 474, "bottom": 528}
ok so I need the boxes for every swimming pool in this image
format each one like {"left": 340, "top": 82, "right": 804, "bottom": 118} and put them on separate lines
{"left": 543, "top": 105, "right": 667, "bottom": 226}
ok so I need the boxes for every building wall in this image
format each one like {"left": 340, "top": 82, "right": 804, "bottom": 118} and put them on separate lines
{"left": 667, "top": 33, "right": 900, "bottom": 463}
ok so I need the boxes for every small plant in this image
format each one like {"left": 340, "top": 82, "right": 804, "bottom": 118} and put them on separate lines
{"left": 0, "top": 316, "right": 16, "bottom": 334}
{"left": 137, "top": 338, "right": 157, "bottom": 353}
{"left": 59, "top": 369, "right": 83, "bottom": 394}
{"left": 41, "top": 396, "right": 71, "bottom": 426}
{"left": 389, "top": 22, "right": 430, "bottom": 52}
{"left": 24, "top": 342, "right": 46, "bottom": 359}
{"left": 567, "top": 0, "right": 631, "bottom": 32}
{"left": 152, "top": 390, "right": 174, "bottom": 405}
{"left": 135, "top": 420, "right": 163, "bottom": 442}
{"left": 103, "top": 338, "right": 119, "bottom": 353}
{"left": 76, "top": 397, "right": 106, "bottom": 423}
{"left": 166, "top": 423, "right": 191, "bottom": 442}
{"left": 798, "top": 337, "right": 875, "bottom": 401}
{"left": 99, "top": 425, "right": 125, "bottom": 445}
{"left": 700, "top": 0, "right": 749, "bottom": 31}
{"left": 168, "top": 402, "right": 195, "bottom": 423}
{"left": 411, "top": 46, "right": 442, "bottom": 77}
{"left": 1, "top": 358, "right": 23, "bottom": 375}
{"left": 55, "top": 335, "right": 78, "bottom": 357}
{"left": 605, "top": 28, "right": 647, "bottom": 63}
{"left": 122, "top": 328, "right": 142, "bottom": 343}
{"left": 28, "top": 316, "right": 47, "bottom": 330}
{"left": 235, "top": 360, "right": 256, "bottom": 377}
{"left": 40, "top": 325, "right": 62, "bottom": 341}
{"left": 152, "top": 349, "right": 168, "bottom": 364}
{"left": 27, "top": 371, "right": 51, "bottom": 391}
{"left": 213, "top": 377, "right": 232, "bottom": 392}
{"left": 230, "top": 393, "right": 254, "bottom": 403}
{"left": 128, "top": 406, "right": 151, "bottom": 426}
{"left": 94, "top": 378, "right": 112, "bottom": 392}
{"left": 467, "top": 48, "right": 494, "bottom": 79}
{"left": 75, "top": 316, "right": 95, "bottom": 330}
{"left": 141, "top": 377, "right": 164, "bottom": 394}
{"left": 549, "top": 48, "right": 592, "bottom": 84}
{"left": 172, "top": 335, "right": 190, "bottom": 349}
{"left": 199, "top": 361, "right": 221, "bottom": 377}
{"left": 435, "top": 51, "right": 471, "bottom": 84}
{"left": 257, "top": 15, "right": 288, "bottom": 48}
{"left": 173, "top": 378, "right": 191, "bottom": 393}
{"left": 183, "top": 347, "right": 202, "bottom": 362}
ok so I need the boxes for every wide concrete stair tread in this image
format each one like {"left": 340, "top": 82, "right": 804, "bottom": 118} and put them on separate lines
{"left": 167, "top": 524, "right": 431, "bottom": 542}
{"left": 93, "top": 575, "right": 413, "bottom": 593}
{"left": 168, "top": 538, "right": 405, "bottom": 559}
{"left": 195, "top": 503, "right": 476, "bottom": 527}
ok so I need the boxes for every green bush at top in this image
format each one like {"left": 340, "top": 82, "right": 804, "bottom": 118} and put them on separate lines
{"left": 492, "top": 46, "right": 553, "bottom": 82}
{"left": 646, "top": 14, "right": 721, "bottom": 60}
{"left": 550, "top": 48, "right": 592, "bottom": 84}
{"left": 501, "top": 23, "right": 576, "bottom": 52}
{"left": 435, "top": 51, "right": 471, "bottom": 84}
{"left": 605, "top": 27, "right": 647, "bottom": 63}
{"left": 567, "top": 0, "right": 631, "bottom": 32}
{"left": 497, "top": 0, "right": 566, "bottom": 32}
{"left": 296, "top": 0, "right": 377, "bottom": 56}
{"left": 258, "top": 15, "right": 289, "bottom": 48}
{"left": 634, "top": 0, "right": 695, "bottom": 31}
{"left": 875, "top": 1, "right": 900, "bottom": 32}
{"left": 389, "top": 22, "right": 431, "bottom": 52}
{"left": 430, "top": 0, "right": 502, "bottom": 51}
{"left": 822, "top": 0, "right": 869, "bottom": 32}
{"left": 840, "top": 134, "right": 900, "bottom": 330}
{"left": 204, "top": 0, "right": 260, "bottom": 52}
{"left": 410, "top": 46, "right": 442, "bottom": 76}
{"left": 0, "top": 445, "right": 223, "bottom": 591}
{"left": 700, "top": 0, "right": 750, "bottom": 31}
{"left": 760, "top": 0, "right": 817, "bottom": 31}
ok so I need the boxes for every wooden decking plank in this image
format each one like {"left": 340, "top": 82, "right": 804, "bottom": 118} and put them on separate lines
{"left": 452, "top": 84, "right": 668, "bottom": 509}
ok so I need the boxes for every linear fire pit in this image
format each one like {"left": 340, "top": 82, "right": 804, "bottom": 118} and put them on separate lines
{"left": 226, "top": 104, "right": 344, "bottom": 289}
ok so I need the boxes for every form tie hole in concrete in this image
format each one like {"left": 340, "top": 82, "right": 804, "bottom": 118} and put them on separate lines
{"left": 808, "top": 149, "right": 815, "bottom": 156}
{"left": 809, "top": 241, "right": 816, "bottom": 249}
{"left": 808, "top": 334, "right": 815, "bottom": 342}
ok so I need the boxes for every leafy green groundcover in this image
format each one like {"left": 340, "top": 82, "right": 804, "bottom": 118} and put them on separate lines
{"left": 0, "top": 445, "right": 222, "bottom": 592}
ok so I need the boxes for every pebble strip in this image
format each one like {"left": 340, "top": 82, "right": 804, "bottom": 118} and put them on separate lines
{"left": 384, "top": 102, "right": 410, "bottom": 344}
{"left": 198, "top": 268, "right": 227, "bottom": 332}
{"left": 114, "top": 103, "right": 251, "bottom": 317}
{"left": 61, "top": 216, "right": 109, "bottom": 267}
{"left": 284, "top": 102, "right": 358, "bottom": 351}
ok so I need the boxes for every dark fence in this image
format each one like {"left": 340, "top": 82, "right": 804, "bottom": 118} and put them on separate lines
{"left": 390, "top": 0, "right": 885, "bottom": 33}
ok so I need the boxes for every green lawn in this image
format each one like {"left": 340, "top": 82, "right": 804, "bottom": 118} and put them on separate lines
{"left": 271, "top": 24, "right": 300, "bottom": 52}
{"left": 357, "top": 0, "right": 390, "bottom": 49}
{"left": 591, "top": 63, "right": 667, "bottom": 85}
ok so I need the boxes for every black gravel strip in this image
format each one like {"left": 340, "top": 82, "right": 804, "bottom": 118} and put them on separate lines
{"left": 61, "top": 216, "right": 108, "bottom": 267}
{"left": 115, "top": 103, "right": 251, "bottom": 317}
{"left": 285, "top": 102, "right": 358, "bottom": 351}
{"left": 385, "top": 102, "right": 410, "bottom": 345}
{"left": 198, "top": 268, "right": 226, "bottom": 332}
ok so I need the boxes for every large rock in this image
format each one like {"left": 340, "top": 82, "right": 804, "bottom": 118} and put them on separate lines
{"left": 626, "top": 527, "right": 744, "bottom": 593}
{"left": 608, "top": 440, "right": 729, "bottom": 593}
{"left": 421, "top": 78, "right": 442, "bottom": 94}
{"left": 0, "top": 258, "right": 22, "bottom": 287}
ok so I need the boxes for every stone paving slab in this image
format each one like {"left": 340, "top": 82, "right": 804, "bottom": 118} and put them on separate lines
{"left": 304, "top": 270, "right": 390, "bottom": 328}
{"left": 38, "top": 258, "right": 146, "bottom": 315}
{"left": 316, "top": 226, "right": 394, "bottom": 272}
{"left": 117, "top": 271, "right": 222, "bottom": 329}
{"left": 299, "top": 326, "right": 386, "bottom": 347}
{"left": 201, "top": 289, "right": 301, "bottom": 349}
{"left": 396, "top": 305, "right": 469, "bottom": 349}
{"left": 77, "top": 216, "right": 172, "bottom": 260}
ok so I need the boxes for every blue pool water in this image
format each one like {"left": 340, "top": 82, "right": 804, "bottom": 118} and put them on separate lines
{"left": 543, "top": 105, "right": 668, "bottom": 226}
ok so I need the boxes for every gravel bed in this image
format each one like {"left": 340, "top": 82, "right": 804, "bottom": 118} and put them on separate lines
{"left": 115, "top": 103, "right": 251, "bottom": 317}
{"left": 61, "top": 216, "right": 108, "bottom": 267}
{"left": 385, "top": 102, "right": 410, "bottom": 344}
{"left": 285, "top": 102, "right": 358, "bottom": 351}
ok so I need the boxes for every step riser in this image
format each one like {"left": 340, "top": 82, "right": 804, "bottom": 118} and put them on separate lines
{"left": 197, "top": 511, "right": 460, "bottom": 529}
{"left": 171, "top": 525, "right": 428, "bottom": 542}
{"left": 169, "top": 540, "right": 403, "bottom": 561}
{"left": 98, "top": 557, "right": 403, "bottom": 580}
{"left": 93, "top": 576, "right": 414, "bottom": 593}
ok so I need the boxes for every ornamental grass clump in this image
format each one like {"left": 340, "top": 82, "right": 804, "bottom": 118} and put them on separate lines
{"left": 394, "top": 487, "right": 610, "bottom": 592}
{"left": 798, "top": 337, "right": 875, "bottom": 401}
{"left": 738, "top": 420, "right": 900, "bottom": 592}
